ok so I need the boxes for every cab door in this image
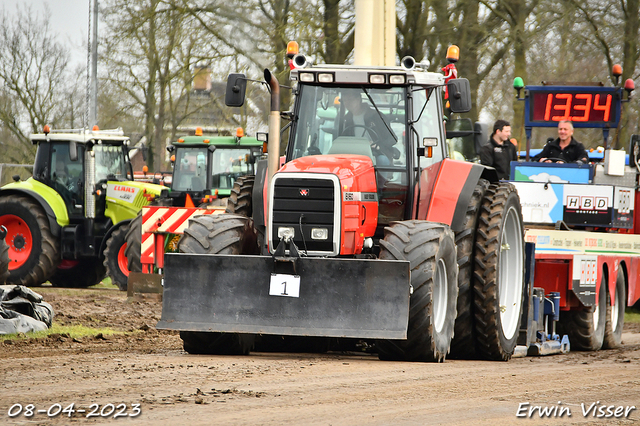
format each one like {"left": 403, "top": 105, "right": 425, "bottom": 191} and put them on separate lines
{"left": 49, "top": 142, "right": 85, "bottom": 217}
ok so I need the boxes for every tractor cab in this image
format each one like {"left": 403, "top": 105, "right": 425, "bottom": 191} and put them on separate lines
{"left": 166, "top": 128, "right": 263, "bottom": 207}
{"left": 267, "top": 60, "right": 471, "bottom": 254}
{"left": 31, "top": 126, "right": 134, "bottom": 219}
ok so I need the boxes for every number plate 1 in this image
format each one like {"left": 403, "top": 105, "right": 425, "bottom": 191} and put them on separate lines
{"left": 269, "top": 273, "right": 300, "bottom": 298}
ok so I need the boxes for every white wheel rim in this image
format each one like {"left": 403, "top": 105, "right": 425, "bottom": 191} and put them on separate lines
{"left": 499, "top": 206, "right": 524, "bottom": 340}
{"left": 433, "top": 258, "right": 448, "bottom": 333}
{"left": 611, "top": 287, "right": 620, "bottom": 332}
{"left": 593, "top": 301, "right": 600, "bottom": 330}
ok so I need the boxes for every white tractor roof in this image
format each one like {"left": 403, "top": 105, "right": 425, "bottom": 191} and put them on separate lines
{"left": 30, "top": 128, "right": 130, "bottom": 144}
{"left": 291, "top": 64, "right": 445, "bottom": 86}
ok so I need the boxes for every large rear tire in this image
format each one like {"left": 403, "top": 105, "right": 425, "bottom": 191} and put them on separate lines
{"left": 557, "top": 269, "right": 607, "bottom": 351}
{"left": 376, "top": 221, "right": 458, "bottom": 362}
{"left": 449, "top": 178, "right": 489, "bottom": 359}
{"left": 49, "top": 258, "right": 106, "bottom": 288}
{"left": 225, "top": 175, "right": 255, "bottom": 217}
{"left": 124, "top": 212, "right": 142, "bottom": 273}
{"left": 603, "top": 268, "right": 626, "bottom": 349}
{"left": 178, "top": 214, "right": 258, "bottom": 354}
{"left": 103, "top": 225, "right": 130, "bottom": 291}
{"left": 0, "top": 195, "right": 60, "bottom": 287}
{"left": 0, "top": 226, "right": 9, "bottom": 284}
{"left": 473, "top": 183, "right": 525, "bottom": 361}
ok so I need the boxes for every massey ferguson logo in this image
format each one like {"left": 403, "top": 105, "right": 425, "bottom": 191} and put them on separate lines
{"left": 299, "top": 189, "right": 309, "bottom": 196}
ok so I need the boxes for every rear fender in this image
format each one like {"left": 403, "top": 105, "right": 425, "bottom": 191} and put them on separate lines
{"left": 422, "top": 160, "right": 494, "bottom": 233}
{"left": 0, "top": 179, "right": 69, "bottom": 236}
{"left": 97, "top": 219, "right": 131, "bottom": 259}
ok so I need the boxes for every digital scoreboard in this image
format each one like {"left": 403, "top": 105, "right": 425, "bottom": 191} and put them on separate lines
{"left": 524, "top": 86, "right": 622, "bottom": 128}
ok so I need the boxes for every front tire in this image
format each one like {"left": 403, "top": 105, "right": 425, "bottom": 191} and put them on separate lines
{"left": 49, "top": 258, "right": 106, "bottom": 288}
{"left": 178, "top": 214, "right": 258, "bottom": 354}
{"left": 0, "top": 195, "right": 60, "bottom": 287}
{"left": 376, "top": 221, "right": 458, "bottom": 362}
{"left": 104, "top": 225, "right": 130, "bottom": 291}
{"left": 124, "top": 212, "right": 142, "bottom": 273}
{"left": 603, "top": 267, "right": 626, "bottom": 349}
{"left": 473, "top": 183, "right": 525, "bottom": 361}
{"left": 225, "top": 175, "right": 255, "bottom": 217}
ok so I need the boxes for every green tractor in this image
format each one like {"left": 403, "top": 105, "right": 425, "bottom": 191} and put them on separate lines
{"left": 125, "top": 127, "right": 265, "bottom": 274}
{"left": 0, "top": 127, "right": 164, "bottom": 290}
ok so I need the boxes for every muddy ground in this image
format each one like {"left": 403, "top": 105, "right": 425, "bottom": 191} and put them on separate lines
{"left": 1, "top": 287, "right": 640, "bottom": 425}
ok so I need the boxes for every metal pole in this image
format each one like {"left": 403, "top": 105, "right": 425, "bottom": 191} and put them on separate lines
{"left": 89, "top": 0, "right": 99, "bottom": 127}
{"left": 354, "top": 0, "right": 396, "bottom": 66}
{"left": 264, "top": 69, "right": 281, "bottom": 190}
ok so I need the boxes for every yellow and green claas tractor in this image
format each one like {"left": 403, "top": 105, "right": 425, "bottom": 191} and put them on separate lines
{"left": 0, "top": 126, "right": 164, "bottom": 290}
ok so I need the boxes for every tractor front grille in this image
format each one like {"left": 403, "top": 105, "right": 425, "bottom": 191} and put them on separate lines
{"left": 270, "top": 174, "right": 340, "bottom": 255}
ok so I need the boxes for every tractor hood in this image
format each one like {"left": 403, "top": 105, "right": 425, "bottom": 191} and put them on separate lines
{"left": 269, "top": 154, "right": 379, "bottom": 256}
{"left": 278, "top": 154, "right": 376, "bottom": 186}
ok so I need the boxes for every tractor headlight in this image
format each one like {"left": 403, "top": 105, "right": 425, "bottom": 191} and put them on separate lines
{"left": 278, "top": 227, "right": 295, "bottom": 240}
{"left": 311, "top": 228, "right": 328, "bottom": 240}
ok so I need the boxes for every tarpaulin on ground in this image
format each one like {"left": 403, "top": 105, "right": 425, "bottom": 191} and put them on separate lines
{"left": 0, "top": 285, "right": 54, "bottom": 334}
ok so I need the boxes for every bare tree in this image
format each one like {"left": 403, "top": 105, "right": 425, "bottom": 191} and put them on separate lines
{"left": 567, "top": 0, "right": 640, "bottom": 147}
{"left": 101, "top": 0, "right": 228, "bottom": 171}
{"left": 0, "top": 5, "right": 73, "bottom": 163}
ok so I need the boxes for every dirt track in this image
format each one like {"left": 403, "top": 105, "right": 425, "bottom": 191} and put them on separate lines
{"left": 1, "top": 287, "right": 640, "bottom": 425}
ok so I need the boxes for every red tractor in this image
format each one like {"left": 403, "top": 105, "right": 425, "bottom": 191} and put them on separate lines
{"left": 157, "top": 50, "right": 526, "bottom": 362}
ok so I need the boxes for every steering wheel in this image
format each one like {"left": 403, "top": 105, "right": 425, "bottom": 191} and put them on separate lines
{"left": 541, "top": 157, "right": 567, "bottom": 163}
{"left": 343, "top": 124, "right": 379, "bottom": 141}
{"left": 306, "top": 146, "right": 322, "bottom": 156}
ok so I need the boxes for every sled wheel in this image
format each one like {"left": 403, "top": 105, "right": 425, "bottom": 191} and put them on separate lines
{"left": 603, "top": 267, "right": 626, "bottom": 349}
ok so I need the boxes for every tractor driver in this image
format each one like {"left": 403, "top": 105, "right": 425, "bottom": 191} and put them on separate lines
{"left": 533, "top": 121, "right": 589, "bottom": 164}
{"left": 341, "top": 90, "right": 397, "bottom": 166}
{"left": 54, "top": 160, "right": 69, "bottom": 187}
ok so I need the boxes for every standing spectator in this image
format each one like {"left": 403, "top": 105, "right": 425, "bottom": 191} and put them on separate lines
{"left": 479, "top": 119, "right": 517, "bottom": 180}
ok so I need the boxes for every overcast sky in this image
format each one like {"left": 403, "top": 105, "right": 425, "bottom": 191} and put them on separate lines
{"left": 3, "top": 0, "right": 90, "bottom": 66}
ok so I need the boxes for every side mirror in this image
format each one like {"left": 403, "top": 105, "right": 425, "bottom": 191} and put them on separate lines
{"left": 69, "top": 140, "right": 78, "bottom": 161}
{"left": 474, "top": 122, "right": 489, "bottom": 155}
{"left": 225, "top": 73, "right": 247, "bottom": 107}
{"left": 447, "top": 78, "right": 472, "bottom": 113}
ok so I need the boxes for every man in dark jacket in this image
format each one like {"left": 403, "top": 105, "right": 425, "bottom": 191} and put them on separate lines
{"left": 341, "top": 90, "right": 396, "bottom": 165}
{"left": 533, "top": 121, "right": 589, "bottom": 163}
{"left": 479, "top": 119, "right": 517, "bottom": 180}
